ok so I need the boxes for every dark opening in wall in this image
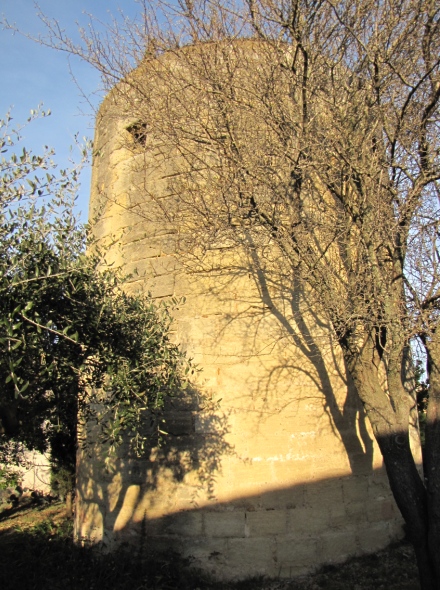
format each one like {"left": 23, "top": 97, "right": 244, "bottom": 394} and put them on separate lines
{"left": 127, "top": 121, "right": 148, "bottom": 147}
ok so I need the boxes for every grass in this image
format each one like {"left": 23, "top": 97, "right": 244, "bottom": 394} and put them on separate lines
{"left": 0, "top": 502, "right": 420, "bottom": 590}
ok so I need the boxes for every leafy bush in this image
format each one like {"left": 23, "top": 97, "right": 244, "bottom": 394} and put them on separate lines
{"left": 0, "top": 110, "right": 193, "bottom": 480}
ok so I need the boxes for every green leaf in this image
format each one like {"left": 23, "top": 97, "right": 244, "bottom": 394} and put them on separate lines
{"left": 19, "top": 381, "right": 29, "bottom": 394}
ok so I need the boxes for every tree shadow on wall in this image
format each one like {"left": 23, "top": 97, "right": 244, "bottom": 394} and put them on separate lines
{"left": 246, "top": 245, "right": 374, "bottom": 476}
{"left": 88, "top": 467, "right": 404, "bottom": 581}
{"left": 75, "top": 386, "right": 235, "bottom": 546}
{"left": 183, "top": 234, "right": 374, "bottom": 478}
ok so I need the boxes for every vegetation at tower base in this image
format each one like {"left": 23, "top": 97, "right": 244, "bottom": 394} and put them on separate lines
{"left": 0, "top": 110, "right": 193, "bottom": 496}
{"left": 36, "top": 0, "right": 440, "bottom": 587}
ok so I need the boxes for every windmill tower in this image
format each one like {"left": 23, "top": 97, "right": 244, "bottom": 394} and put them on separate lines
{"left": 75, "top": 41, "right": 403, "bottom": 580}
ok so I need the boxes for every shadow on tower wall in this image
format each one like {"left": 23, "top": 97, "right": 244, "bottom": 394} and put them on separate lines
{"left": 75, "top": 383, "right": 403, "bottom": 580}
{"left": 75, "top": 226, "right": 403, "bottom": 581}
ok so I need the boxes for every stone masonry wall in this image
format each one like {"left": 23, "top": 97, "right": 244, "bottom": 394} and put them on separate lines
{"left": 75, "top": 47, "right": 404, "bottom": 580}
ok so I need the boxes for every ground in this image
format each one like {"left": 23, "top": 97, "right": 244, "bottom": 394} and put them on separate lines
{"left": 0, "top": 501, "right": 421, "bottom": 590}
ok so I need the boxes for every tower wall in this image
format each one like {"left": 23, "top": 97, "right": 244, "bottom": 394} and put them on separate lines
{"left": 76, "top": 45, "right": 404, "bottom": 580}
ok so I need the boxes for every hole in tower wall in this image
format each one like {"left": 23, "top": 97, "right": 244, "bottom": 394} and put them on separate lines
{"left": 126, "top": 121, "right": 148, "bottom": 148}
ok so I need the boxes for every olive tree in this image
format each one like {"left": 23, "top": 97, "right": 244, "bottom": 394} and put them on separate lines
{"left": 0, "top": 110, "right": 192, "bottom": 499}
{"left": 28, "top": 0, "right": 440, "bottom": 586}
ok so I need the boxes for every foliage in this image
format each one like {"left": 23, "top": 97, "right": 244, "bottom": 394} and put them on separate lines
{"left": 0, "top": 110, "right": 193, "bottom": 479}
{"left": 17, "top": 1, "right": 440, "bottom": 587}
{"left": 0, "top": 465, "right": 21, "bottom": 491}
{"left": 414, "top": 360, "right": 429, "bottom": 447}
{"left": 0, "top": 440, "right": 33, "bottom": 490}
{"left": 50, "top": 464, "right": 75, "bottom": 500}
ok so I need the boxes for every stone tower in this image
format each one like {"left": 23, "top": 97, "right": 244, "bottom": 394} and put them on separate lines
{"left": 76, "top": 42, "right": 403, "bottom": 580}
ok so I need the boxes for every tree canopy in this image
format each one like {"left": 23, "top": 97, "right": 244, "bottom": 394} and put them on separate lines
{"left": 19, "top": 1, "right": 440, "bottom": 587}
{"left": 0, "top": 110, "right": 192, "bottom": 482}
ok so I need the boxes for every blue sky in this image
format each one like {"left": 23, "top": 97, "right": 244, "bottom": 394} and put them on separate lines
{"left": 1, "top": 1, "right": 140, "bottom": 221}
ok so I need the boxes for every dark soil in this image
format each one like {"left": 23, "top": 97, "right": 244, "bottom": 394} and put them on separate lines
{"left": 0, "top": 502, "right": 420, "bottom": 590}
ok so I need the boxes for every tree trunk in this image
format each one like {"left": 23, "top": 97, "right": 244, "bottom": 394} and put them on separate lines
{"left": 65, "top": 491, "right": 73, "bottom": 519}
{"left": 377, "top": 434, "right": 436, "bottom": 589}
{"left": 341, "top": 334, "right": 438, "bottom": 589}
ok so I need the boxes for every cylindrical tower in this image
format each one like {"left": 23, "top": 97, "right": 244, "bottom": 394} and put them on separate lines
{"left": 76, "top": 42, "right": 403, "bottom": 580}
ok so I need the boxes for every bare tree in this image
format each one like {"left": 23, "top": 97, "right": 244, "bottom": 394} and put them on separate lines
{"left": 27, "top": 0, "right": 440, "bottom": 586}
